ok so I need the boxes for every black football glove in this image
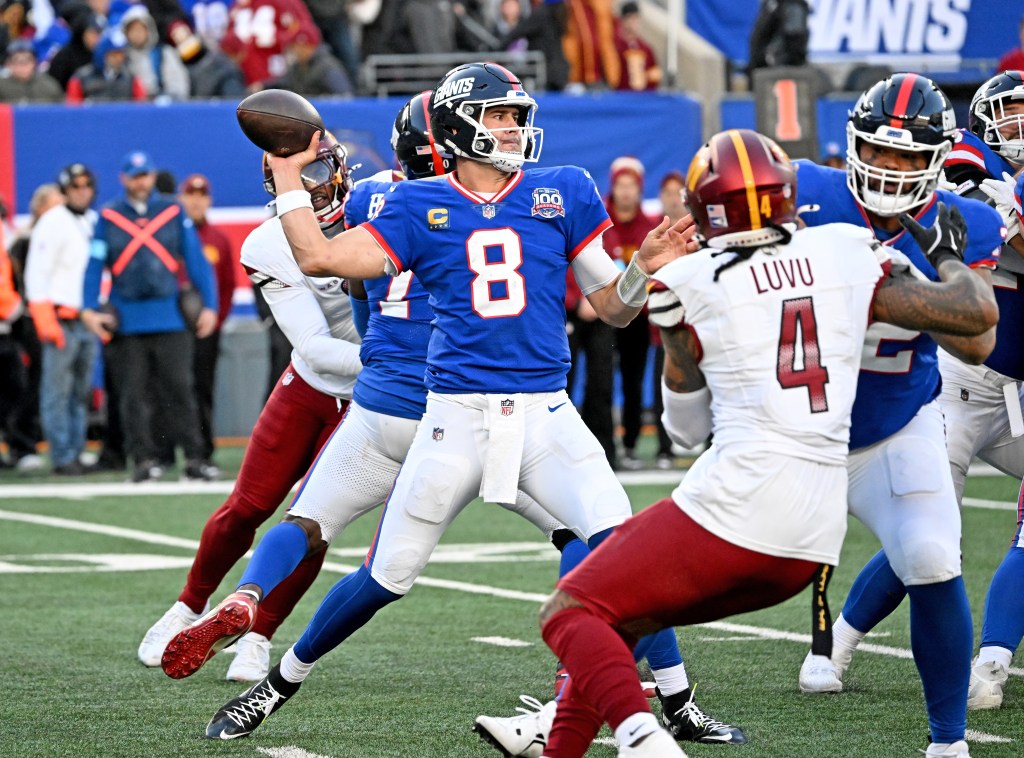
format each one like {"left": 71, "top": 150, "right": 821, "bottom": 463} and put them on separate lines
{"left": 898, "top": 201, "right": 967, "bottom": 270}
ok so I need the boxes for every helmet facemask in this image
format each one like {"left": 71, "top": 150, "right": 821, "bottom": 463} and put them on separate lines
{"left": 263, "top": 138, "right": 353, "bottom": 228}
{"left": 976, "top": 95, "right": 1024, "bottom": 165}
{"left": 845, "top": 121, "right": 952, "bottom": 217}
{"left": 453, "top": 97, "right": 543, "bottom": 173}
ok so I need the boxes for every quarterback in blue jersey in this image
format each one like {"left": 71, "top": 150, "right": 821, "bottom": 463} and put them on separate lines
{"left": 191, "top": 74, "right": 701, "bottom": 751}
{"left": 793, "top": 74, "right": 1001, "bottom": 758}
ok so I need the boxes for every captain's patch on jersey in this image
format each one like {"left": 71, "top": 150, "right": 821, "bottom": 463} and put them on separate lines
{"left": 427, "top": 208, "right": 450, "bottom": 230}
{"left": 531, "top": 188, "right": 565, "bottom": 218}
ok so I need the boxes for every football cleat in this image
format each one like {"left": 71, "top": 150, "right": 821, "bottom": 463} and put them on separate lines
{"left": 161, "top": 591, "right": 257, "bottom": 679}
{"left": 798, "top": 650, "right": 843, "bottom": 693}
{"left": 205, "top": 664, "right": 299, "bottom": 739}
{"left": 473, "top": 694, "right": 555, "bottom": 757}
{"left": 967, "top": 657, "right": 1009, "bottom": 710}
{"left": 925, "top": 739, "right": 971, "bottom": 757}
{"left": 137, "top": 601, "right": 205, "bottom": 667}
{"left": 618, "top": 727, "right": 688, "bottom": 757}
{"left": 226, "top": 632, "right": 272, "bottom": 682}
{"left": 658, "top": 687, "right": 747, "bottom": 744}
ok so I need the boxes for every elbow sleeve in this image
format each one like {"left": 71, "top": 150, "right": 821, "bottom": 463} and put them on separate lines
{"left": 661, "top": 382, "right": 712, "bottom": 450}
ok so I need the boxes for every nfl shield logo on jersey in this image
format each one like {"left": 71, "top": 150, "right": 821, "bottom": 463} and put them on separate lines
{"left": 500, "top": 399, "right": 515, "bottom": 416}
{"left": 531, "top": 188, "right": 565, "bottom": 218}
{"left": 432, "top": 427, "right": 444, "bottom": 441}
{"left": 482, "top": 204, "right": 496, "bottom": 219}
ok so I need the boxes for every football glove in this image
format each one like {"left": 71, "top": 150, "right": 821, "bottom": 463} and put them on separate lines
{"left": 898, "top": 201, "right": 967, "bottom": 270}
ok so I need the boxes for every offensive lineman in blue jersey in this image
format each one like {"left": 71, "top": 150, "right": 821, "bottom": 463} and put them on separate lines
{"left": 792, "top": 74, "right": 1002, "bottom": 758}
{"left": 194, "top": 71, "right": 705, "bottom": 754}
{"left": 938, "top": 71, "right": 1024, "bottom": 712}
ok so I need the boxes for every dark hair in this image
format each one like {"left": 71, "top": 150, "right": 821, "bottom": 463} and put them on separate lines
{"left": 620, "top": 1, "right": 639, "bottom": 15}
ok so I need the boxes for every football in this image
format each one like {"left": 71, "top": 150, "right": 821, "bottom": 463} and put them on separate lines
{"left": 236, "top": 89, "right": 324, "bottom": 157}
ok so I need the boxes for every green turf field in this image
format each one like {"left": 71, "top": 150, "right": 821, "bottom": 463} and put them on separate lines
{"left": 1, "top": 462, "right": 1022, "bottom": 757}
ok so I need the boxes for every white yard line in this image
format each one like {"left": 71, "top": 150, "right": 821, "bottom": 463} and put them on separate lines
{"left": 257, "top": 747, "right": 335, "bottom": 758}
{"left": 0, "top": 502, "right": 1017, "bottom": 749}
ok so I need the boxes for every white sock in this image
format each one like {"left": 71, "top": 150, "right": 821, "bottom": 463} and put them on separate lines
{"left": 614, "top": 712, "right": 660, "bottom": 747}
{"left": 174, "top": 601, "right": 202, "bottom": 620}
{"left": 831, "top": 614, "right": 866, "bottom": 674}
{"left": 235, "top": 589, "right": 261, "bottom": 604}
{"left": 977, "top": 645, "right": 1012, "bottom": 670}
{"left": 651, "top": 663, "right": 689, "bottom": 697}
{"left": 279, "top": 646, "right": 316, "bottom": 684}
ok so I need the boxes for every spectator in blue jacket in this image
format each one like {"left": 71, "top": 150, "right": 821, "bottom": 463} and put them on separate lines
{"left": 81, "top": 150, "right": 219, "bottom": 483}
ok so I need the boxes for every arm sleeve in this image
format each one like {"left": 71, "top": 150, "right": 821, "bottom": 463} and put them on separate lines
{"left": 260, "top": 278, "right": 362, "bottom": 377}
{"left": 350, "top": 294, "right": 370, "bottom": 337}
{"left": 569, "top": 234, "right": 620, "bottom": 295}
{"left": 661, "top": 382, "right": 712, "bottom": 449}
{"left": 82, "top": 218, "right": 108, "bottom": 310}
{"left": 181, "top": 216, "right": 218, "bottom": 308}
{"left": 23, "top": 214, "right": 56, "bottom": 303}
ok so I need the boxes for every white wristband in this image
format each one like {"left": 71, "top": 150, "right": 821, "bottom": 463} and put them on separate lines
{"left": 275, "top": 189, "right": 314, "bottom": 216}
{"left": 616, "top": 257, "right": 651, "bottom": 308}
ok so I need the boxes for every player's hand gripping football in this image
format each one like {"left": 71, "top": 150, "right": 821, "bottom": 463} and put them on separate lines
{"left": 265, "top": 130, "right": 323, "bottom": 194}
{"left": 898, "top": 201, "right": 967, "bottom": 270}
{"left": 634, "top": 213, "right": 700, "bottom": 276}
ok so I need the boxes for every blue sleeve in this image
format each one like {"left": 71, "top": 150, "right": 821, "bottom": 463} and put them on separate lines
{"left": 567, "top": 168, "right": 612, "bottom": 255}
{"left": 351, "top": 294, "right": 370, "bottom": 337}
{"left": 345, "top": 182, "right": 370, "bottom": 228}
{"left": 181, "top": 215, "right": 217, "bottom": 308}
{"left": 949, "top": 193, "right": 1006, "bottom": 267}
{"left": 363, "top": 184, "right": 413, "bottom": 272}
{"left": 82, "top": 216, "right": 107, "bottom": 310}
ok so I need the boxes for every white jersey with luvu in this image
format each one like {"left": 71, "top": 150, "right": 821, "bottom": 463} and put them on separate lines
{"left": 241, "top": 216, "right": 361, "bottom": 398}
{"left": 652, "top": 224, "right": 888, "bottom": 564}
{"left": 24, "top": 204, "right": 96, "bottom": 309}
{"left": 654, "top": 224, "right": 888, "bottom": 464}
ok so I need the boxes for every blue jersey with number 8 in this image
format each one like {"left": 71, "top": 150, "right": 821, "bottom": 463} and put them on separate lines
{"left": 362, "top": 166, "right": 611, "bottom": 394}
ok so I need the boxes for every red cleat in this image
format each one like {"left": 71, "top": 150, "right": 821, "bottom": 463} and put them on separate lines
{"left": 161, "top": 592, "right": 257, "bottom": 679}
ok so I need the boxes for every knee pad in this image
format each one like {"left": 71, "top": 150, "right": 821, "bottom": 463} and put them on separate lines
{"left": 893, "top": 536, "right": 962, "bottom": 585}
{"left": 403, "top": 455, "right": 468, "bottom": 525}
{"left": 885, "top": 437, "right": 946, "bottom": 498}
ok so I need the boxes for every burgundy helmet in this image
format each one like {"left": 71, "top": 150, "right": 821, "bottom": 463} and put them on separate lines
{"left": 263, "top": 131, "right": 353, "bottom": 227}
{"left": 684, "top": 128, "right": 797, "bottom": 249}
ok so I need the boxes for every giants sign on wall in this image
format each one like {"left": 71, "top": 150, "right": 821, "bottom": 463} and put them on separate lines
{"left": 688, "top": 0, "right": 1017, "bottom": 66}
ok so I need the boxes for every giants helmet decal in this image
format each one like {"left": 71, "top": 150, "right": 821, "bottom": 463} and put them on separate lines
{"left": 263, "top": 131, "right": 353, "bottom": 228}
{"left": 391, "top": 91, "right": 455, "bottom": 179}
{"left": 428, "top": 62, "right": 543, "bottom": 173}
{"left": 846, "top": 73, "right": 956, "bottom": 217}
{"left": 684, "top": 129, "right": 797, "bottom": 249}
{"left": 968, "top": 70, "right": 1024, "bottom": 165}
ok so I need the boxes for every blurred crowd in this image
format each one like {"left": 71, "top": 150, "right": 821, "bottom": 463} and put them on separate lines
{"left": 0, "top": 143, "right": 856, "bottom": 478}
{"left": 0, "top": 0, "right": 662, "bottom": 103}
{"left": 0, "top": 153, "right": 234, "bottom": 481}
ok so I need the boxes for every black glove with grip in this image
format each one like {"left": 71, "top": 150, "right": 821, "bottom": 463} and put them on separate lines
{"left": 898, "top": 201, "right": 967, "bottom": 270}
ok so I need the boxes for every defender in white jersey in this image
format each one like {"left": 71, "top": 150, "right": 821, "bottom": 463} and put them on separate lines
{"left": 537, "top": 129, "right": 999, "bottom": 758}
{"left": 144, "top": 134, "right": 365, "bottom": 683}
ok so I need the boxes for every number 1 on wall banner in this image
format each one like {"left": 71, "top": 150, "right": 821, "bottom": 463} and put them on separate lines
{"left": 772, "top": 79, "right": 803, "bottom": 143}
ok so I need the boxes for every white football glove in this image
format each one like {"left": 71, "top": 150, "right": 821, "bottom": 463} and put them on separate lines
{"left": 936, "top": 170, "right": 958, "bottom": 193}
{"left": 979, "top": 170, "right": 1021, "bottom": 239}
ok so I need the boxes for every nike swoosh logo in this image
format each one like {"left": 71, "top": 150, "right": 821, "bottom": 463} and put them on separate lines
{"left": 547, "top": 403, "right": 566, "bottom": 412}
{"left": 627, "top": 725, "right": 643, "bottom": 737}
